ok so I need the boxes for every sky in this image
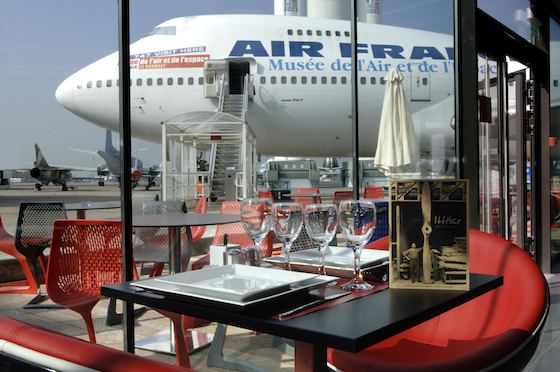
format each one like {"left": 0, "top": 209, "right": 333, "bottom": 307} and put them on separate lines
{"left": 0, "top": 0, "right": 529, "bottom": 171}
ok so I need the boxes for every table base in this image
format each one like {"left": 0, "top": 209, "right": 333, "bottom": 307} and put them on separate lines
{"left": 136, "top": 329, "right": 213, "bottom": 355}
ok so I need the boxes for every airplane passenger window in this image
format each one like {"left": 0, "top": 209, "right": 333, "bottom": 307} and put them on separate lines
{"left": 106, "top": 80, "right": 112, "bottom": 87}
{"left": 423, "top": 78, "right": 428, "bottom": 86}
{"left": 316, "top": 30, "right": 322, "bottom": 36}
{"left": 178, "top": 77, "right": 184, "bottom": 85}
{"left": 188, "top": 77, "right": 194, "bottom": 85}
{"left": 371, "top": 77, "right": 376, "bottom": 84}
{"left": 96, "top": 80, "right": 102, "bottom": 88}
{"left": 297, "top": 29, "right": 303, "bottom": 36}
{"left": 341, "top": 77, "right": 347, "bottom": 84}
{"left": 157, "top": 78, "right": 163, "bottom": 86}
{"left": 360, "top": 77, "right": 366, "bottom": 84}
{"left": 291, "top": 76, "right": 297, "bottom": 84}
{"left": 76, "top": 84, "right": 82, "bottom": 89}
{"left": 301, "top": 76, "right": 307, "bottom": 84}
{"left": 321, "top": 76, "right": 327, "bottom": 84}
{"left": 326, "top": 30, "right": 331, "bottom": 36}
{"left": 288, "top": 29, "right": 293, "bottom": 35}
{"left": 167, "top": 78, "right": 173, "bottom": 85}
{"left": 271, "top": 76, "right": 277, "bottom": 84}
{"left": 344, "top": 31, "right": 350, "bottom": 37}
{"left": 281, "top": 76, "right": 287, "bottom": 84}
{"left": 87, "top": 81, "right": 92, "bottom": 88}
{"left": 311, "top": 76, "right": 317, "bottom": 84}
{"left": 307, "top": 30, "right": 312, "bottom": 36}
{"left": 555, "top": 80, "right": 559, "bottom": 87}
{"left": 335, "top": 31, "right": 341, "bottom": 36}
{"left": 260, "top": 76, "right": 266, "bottom": 84}
{"left": 147, "top": 78, "right": 153, "bottom": 86}
{"left": 331, "top": 76, "right": 337, "bottom": 84}
{"left": 198, "top": 77, "right": 204, "bottom": 85}
{"left": 116, "top": 79, "right": 119, "bottom": 87}
{"left": 136, "top": 78, "right": 142, "bottom": 86}
{"left": 381, "top": 77, "right": 386, "bottom": 85}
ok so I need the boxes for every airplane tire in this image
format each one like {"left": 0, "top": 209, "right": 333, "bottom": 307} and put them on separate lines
{"left": 62, "top": 185, "right": 69, "bottom": 191}
{"left": 98, "top": 181, "right": 105, "bottom": 186}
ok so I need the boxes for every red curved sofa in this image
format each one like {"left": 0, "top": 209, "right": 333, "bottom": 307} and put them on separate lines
{"left": 0, "top": 316, "right": 189, "bottom": 371}
{"left": 328, "top": 229, "right": 549, "bottom": 371}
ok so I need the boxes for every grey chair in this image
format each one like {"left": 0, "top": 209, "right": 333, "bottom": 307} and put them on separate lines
{"left": 14, "top": 202, "right": 67, "bottom": 309}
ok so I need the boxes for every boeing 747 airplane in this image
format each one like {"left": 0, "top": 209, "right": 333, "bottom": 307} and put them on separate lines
{"left": 55, "top": 14, "right": 456, "bottom": 165}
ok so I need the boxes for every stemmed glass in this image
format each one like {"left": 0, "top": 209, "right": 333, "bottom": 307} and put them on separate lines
{"left": 240, "top": 198, "right": 272, "bottom": 266}
{"left": 271, "top": 202, "right": 303, "bottom": 270}
{"left": 339, "top": 199, "right": 376, "bottom": 290}
{"left": 304, "top": 204, "right": 338, "bottom": 275}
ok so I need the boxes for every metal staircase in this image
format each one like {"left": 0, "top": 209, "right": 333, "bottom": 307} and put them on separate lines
{"left": 209, "top": 75, "right": 251, "bottom": 199}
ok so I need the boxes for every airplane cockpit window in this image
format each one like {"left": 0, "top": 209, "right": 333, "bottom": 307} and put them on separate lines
{"left": 281, "top": 76, "right": 287, "bottom": 84}
{"left": 136, "top": 78, "right": 142, "bottom": 86}
{"left": 291, "top": 76, "right": 297, "bottom": 84}
{"left": 167, "top": 78, "right": 173, "bottom": 85}
{"left": 147, "top": 78, "right": 153, "bottom": 86}
{"left": 288, "top": 29, "right": 293, "bottom": 35}
{"left": 188, "top": 77, "right": 194, "bottom": 85}
{"left": 297, "top": 29, "right": 303, "bottom": 36}
{"left": 148, "top": 26, "right": 176, "bottom": 36}
{"left": 157, "top": 78, "right": 163, "bottom": 86}
{"left": 106, "top": 80, "right": 112, "bottom": 88}
{"left": 87, "top": 81, "right": 92, "bottom": 88}
{"left": 178, "top": 77, "right": 184, "bottom": 85}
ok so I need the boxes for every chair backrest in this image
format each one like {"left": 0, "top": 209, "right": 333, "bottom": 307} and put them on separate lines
{"left": 142, "top": 200, "right": 186, "bottom": 215}
{"left": 332, "top": 191, "right": 354, "bottom": 207}
{"left": 212, "top": 201, "right": 273, "bottom": 258}
{"left": 46, "top": 220, "right": 123, "bottom": 302}
{"left": 257, "top": 190, "right": 274, "bottom": 200}
{"left": 15, "top": 202, "right": 67, "bottom": 256}
{"left": 294, "top": 187, "right": 321, "bottom": 206}
{"left": 363, "top": 186, "right": 384, "bottom": 199}
{"left": 191, "top": 197, "right": 208, "bottom": 242}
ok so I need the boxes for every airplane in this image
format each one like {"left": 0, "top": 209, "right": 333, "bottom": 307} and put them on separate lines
{"left": 54, "top": 13, "right": 460, "bottom": 171}
{"left": 70, "top": 130, "right": 160, "bottom": 189}
{"left": 30, "top": 144, "right": 74, "bottom": 191}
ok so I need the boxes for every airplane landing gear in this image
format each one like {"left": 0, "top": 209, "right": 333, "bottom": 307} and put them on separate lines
{"left": 61, "top": 184, "right": 69, "bottom": 191}
{"left": 35, "top": 183, "right": 43, "bottom": 191}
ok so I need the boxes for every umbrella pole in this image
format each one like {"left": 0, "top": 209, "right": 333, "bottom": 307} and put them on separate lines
{"left": 351, "top": 0, "right": 360, "bottom": 200}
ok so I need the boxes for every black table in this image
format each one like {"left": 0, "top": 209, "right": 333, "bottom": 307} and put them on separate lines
{"left": 65, "top": 201, "right": 121, "bottom": 219}
{"left": 103, "top": 273, "right": 502, "bottom": 371}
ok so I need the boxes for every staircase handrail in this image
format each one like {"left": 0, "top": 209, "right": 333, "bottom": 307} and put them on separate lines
{"left": 208, "top": 142, "right": 218, "bottom": 187}
{"left": 217, "top": 74, "right": 226, "bottom": 112}
{"left": 242, "top": 74, "right": 251, "bottom": 122}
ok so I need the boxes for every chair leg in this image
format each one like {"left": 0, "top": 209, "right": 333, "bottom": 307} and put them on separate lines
{"left": 105, "top": 298, "right": 148, "bottom": 326}
{"left": 81, "top": 312, "right": 97, "bottom": 343}
{"left": 0, "top": 253, "right": 38, "bottom": 294}
{"left": 150, "top": 262, "right": 165, "bottom": 277}
{"left": 170, "top": 313, "right": 191, "bottom": 368}
{"left": 22, "top": 256, "right": 61, "bottom": 309}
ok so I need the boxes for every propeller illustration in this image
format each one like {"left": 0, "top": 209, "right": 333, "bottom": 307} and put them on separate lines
{"left": 421, "top": 182, "right": 434, "bottom": 284}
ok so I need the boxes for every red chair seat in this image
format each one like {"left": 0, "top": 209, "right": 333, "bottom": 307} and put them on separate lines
{"left": 328, "top": 229, "right": 548, "bottom": 371}
{"left": 0, "top": 315, "right": 187, "bottom": 371}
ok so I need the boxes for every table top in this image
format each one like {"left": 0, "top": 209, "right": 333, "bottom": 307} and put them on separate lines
{"left": 102, "top": 273, "right": 502, "bottom": 353}
{"left": 131, "top": 213, "right": 240, "bottom": 227}
{"left": 65, "top": 201, "right": 121, "bottom": 211}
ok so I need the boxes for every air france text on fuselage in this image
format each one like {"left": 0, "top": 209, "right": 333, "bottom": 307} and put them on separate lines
{"left": 229, "top": 40, "right": 455, "bottom": 74}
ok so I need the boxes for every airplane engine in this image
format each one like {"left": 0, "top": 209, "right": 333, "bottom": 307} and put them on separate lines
{"left": 30, "top": 167, "right": 42, "bottom": 179}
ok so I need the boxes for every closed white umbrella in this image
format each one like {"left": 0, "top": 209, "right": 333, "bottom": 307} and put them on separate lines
{"left": 373, "top": 68, "right": 419, "bottom": 175}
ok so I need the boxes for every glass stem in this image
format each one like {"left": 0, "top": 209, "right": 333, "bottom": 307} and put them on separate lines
{"left": 353, "top": 245, "right": 362, "bottom": 282}
{"left": 254, "top": 239, "right": 262, "bottom": 266}
{"left": 319, "top": 243, "right": 327, "bottom": 275}
{"left": 284, "top": 241, "right": 292, "bottom": 270}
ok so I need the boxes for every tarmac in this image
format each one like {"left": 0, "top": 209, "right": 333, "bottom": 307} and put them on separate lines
{"left": 0, "top": 184, "right": 294, "bottom": 371}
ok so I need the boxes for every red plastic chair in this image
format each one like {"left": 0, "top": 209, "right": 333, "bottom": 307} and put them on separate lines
{"left": 0, "top": 215, "right": 38, "bottom": 294}
{"left": 46, "top": 220, "right": 133, "bottom": 343}
{"left": 191, "top": 201, "right": 273, "bottom": 270}
{"left": 191, "top": 196, "right": 208, "bottom": 242}
{"left": 327, "top": 229, "right": 549, "bottom": 371}
{"left": 364, "top": 186, "right": 384, "bottom": 199}
{"left": 332, "top": 190, "right": 354, "bottom": 206}
{"left": 294, "top": 187, "right": 321, "bottom": 207}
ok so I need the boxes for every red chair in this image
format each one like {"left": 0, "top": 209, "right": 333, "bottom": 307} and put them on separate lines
{"left": 327, "top": 229, "right": 549, "bottom": 371}
{"left": 0, "top": 316, "right": 188, "bottom": 371}
{"left": 294, "top": 187, "right": 321, "bottom": 207}
{"left": 364, "top": 186, "right": 384, "bottom": 199}
{"left": 191, "top": 201, "right": 273, "bottom": 270}
{"left": 0, "top": 215, "right": 38, "bottom": 294}
{"left": 190, "top": 196, "right": 208, "bottom": 242}
{"left": 46, "top": 220, "right": 129, "bottom": 344}
{"left": 332, "top": 190, "right": 354, "bottom": 206}
{"left": 258, "top": 190, "right": 274, "bottom": 200}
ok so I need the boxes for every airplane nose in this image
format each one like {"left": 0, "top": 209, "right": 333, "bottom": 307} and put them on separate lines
{"left": 55, "top": 76, "right": 75, "bottom": 111}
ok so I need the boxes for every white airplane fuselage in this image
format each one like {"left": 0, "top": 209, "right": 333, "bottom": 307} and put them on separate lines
{"left": 56, "top": 14, "right": 455, "bottom": 157}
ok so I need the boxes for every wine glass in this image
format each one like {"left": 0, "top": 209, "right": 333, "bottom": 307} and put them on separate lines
{"left": 240, "top": 198, "right": 272, "bottom": 266}
{"left": 271, "top": 202, "right": 303, "bottom": 270}
{"left": 339, "top": 199, "right": 376, "bottom": 290}
{"left": 304, "top": 203, "right": 338, "bottom": 275}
